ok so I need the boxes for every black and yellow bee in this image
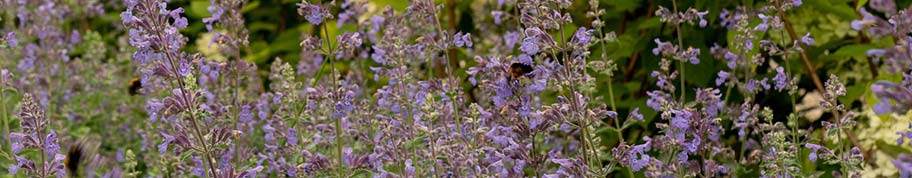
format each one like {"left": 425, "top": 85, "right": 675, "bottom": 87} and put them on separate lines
{"left": 509, "top": 62, "right": 534, "bottom": 79}
{"left": 128, "top": 78, "right": 142, "bottom": 96}
{"left": 65, "top": 140, "right": 86, "bottom": 177}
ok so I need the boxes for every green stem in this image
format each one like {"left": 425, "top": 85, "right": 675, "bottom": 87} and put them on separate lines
{"left": 319, "top": 21, "right": 345, "bottom": 177}
{"left": 0, "top": 84, "right": 10, "bottom": 160}
{"left": 607, "top": 75, "right": 618, "bottom": 110}
{"left": 153, "top": 23, "right": 219, "bottom": 176}
{"left": 672, "top": 0, "right": 686, "bottom": 104}
{"left": 779, "top": 30, "right": 800, "bottom": 146}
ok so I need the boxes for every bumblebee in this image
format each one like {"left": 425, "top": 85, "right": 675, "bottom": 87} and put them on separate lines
{"left": 65, "top": 140, "right": 86, "bottom": 177}
{"left": 509, "top": 62, "right": 534, "bottom": 78}
{"left": 128, "top": 78, "right": 142, "bottom": 96}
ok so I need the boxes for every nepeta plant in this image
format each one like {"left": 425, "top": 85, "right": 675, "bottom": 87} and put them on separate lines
{"left": 122, "top": 0, "right": 255, "bottom": 177}
{"left": 8, "top": 94, "right": 66, "bottom": 177}
{"left": 3, "top": 0, "right": 912, "bottom": 177}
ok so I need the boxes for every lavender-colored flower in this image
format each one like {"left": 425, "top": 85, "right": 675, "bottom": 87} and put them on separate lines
{"left": 696, "top": 88, "right": 724, "bottom": 117}
{"left": 239, "top": 105, "right": 253, "bottom": 123}
{"left": 684, "top": 47, "right": 701, "bottom": 64}
{"left": 773, "top": 67, "right": 788, "bottom": 90}
{"left": 800, "top": 32, "right": 814, "bottom": 46}
{"left": 145, "top": 99, "right": 164, "bottom": 122}
{"left": 192, "top": 157, "right": 205, "bottom": 176}
{"left": 866, "top": 49, "right": 887, "bottom": 58}
{"left": 623, "top": 137, "right": 654, "bottom": 171}
{"left": 745, "top": 39, "right": 754, "bottom": 50}
{"left": 5, "top": 32, "right": 16, "bottom": 48}
{"left": 746, "top": 79, "right": 769, "bottom": 92}
{"left": 652, "top": 38, "right": 675, "bottom": 56}
{"left": 1, "top": 69, "right": 11, "bottom": 86}
{"left": 793, "top": 0, "right": 802, "bottom": 6}
{"left": 869, "top": 0, "right": 896, "bottom": 14}
{"left": 297, "top": 3, "right": 324, "bottom": 24}
{"left": 257, "top": 96, "right": 270, "bottom": 120}
{"left": 44, "top": 131, "right": 59, "bottom": 157}
{"left": 805, "top": 143, "right": 826, "bottom": 162}
{"left": 405, "top": 159, "right": 416, "bottom": 176}
{"left": 492, "top": 10, "right": 504, "bottom": 25}
{"left": 904, "top": 71, "right": 912, "bottom": 87}
{"left": 724, "top": 51, "right": 739, "bottom": 69}
{"left": 116, "top": 148, "right": 125, "bottom": 162}
{"left": 871, "top": 81, "right": 912, "bottom": 114}
{"left": 520, "top": 37, "right": 540, "bottom": 55}
{"left": 670, "top": 109, "right": 691, "bottom": 130}
{"left": 287, "top": 128, "right": 298, "bottom": 146}
{"left": 371, "top": 45, "right": 386, "bottom": 64}
{"left": 9, "top": 133, "right": 24, "bottom": 154}
{"left": 336, "top": 1, "right": 366, "bottom": 28}
{"left": 755, "top": 14, "right": 770, "bottom": 32}
{"left": 684, "top": 136, "right": 701, "bottom": 153}
{"left": 605, "top": 111, "right": 618, "bottom": 118}
{"left": 850, "top": 20, "right": 864, "bottom": 31}
{"left": 697, "top": 10, "right": 709, "bottom": 27}
{"left": 898, "top": 124, "right": 912, "bottom": 146}
{"left": 896, "top": 154, "right": 912, "bottom": 178}
{"left": 8, "top": 163, "right": 18, "bottom": 174}
{"left": 170, "top": 8, "right": 189, "bottom": 29}
{"left": 158, "top": 133, "right": 175, "bottom": 154}
{"left": 646, "top": 90, "right": 669, "bottom": 110}
{"left": 504, "top": 31, "right": 520, "bottom": 50}
{"left": 716, "top": 71, "right": 730, "bottom": 86}
{"left": 263, "top": 124, "right": 276, "bottom": 142}
{"left": 336, "top": 32, "right": 362, "bottom": 59}
{"left": 720, "top": 9, "right": 740, "bottom": 29}
{"left": 454, "top": 32, "right": 472, "bottom": 48}
{"left": 202, "top": 0, "right": 225, "bottom": 30}
{"left": 572, "top": 27, "right": 593, "bottom": 46}
{"left": 630, "top": 108, "right": 644, "bottom": 121}
{"left": 178, "top": 59, "right": 191, "bottom": 76}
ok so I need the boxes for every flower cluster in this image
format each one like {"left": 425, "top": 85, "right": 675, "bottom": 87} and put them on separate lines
{"left": 8, "top": 94, "right": 66, "bottom": 177}
{"left": 0, "top": 0, "right": 906, "bottom": 177}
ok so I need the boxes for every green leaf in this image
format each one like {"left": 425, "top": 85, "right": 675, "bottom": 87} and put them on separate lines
{"left": 269, "top": 28, "right": 305, "bottom": 52}
{"left": 838, "top": 83, "right": 865, "bottom": 106}
{"left": 406, "top": 135, "right": 429, "bottom": 150}
{"left": 187, "top": 1, "right": 211, "bottom": 19}
{"left": 604, "top": 0, "right": 643, "bottom": 13}
{"left": 596, "top": 126, "right": 621, "bottom": 146}
{"left": 248, "top": 22, "right": 278, "bottom": 33}
{"left": 876, "top": 140, "right": 912, "bottom": 158}
{"left": 634, "top": 18, "right": 662, "bottom": 31}
{"left": 805, "top": 0, "right": 857, "bottom": 20}
{"left": 242, "top": 1, "right": 261, "bottom": 13}
{"left": 348, "top": 169, "right": 373, "bottom": 178}
{"left": 857, "top": 0, "right": 869, "bottom": 10}
{"left": 372, "top": 0, "right": 410, "bottom": 12}
{"left": 830, "top": 44, "right": 875, "bottom": 59}
{"left": 245, "top": 41, "right": 272, "bottom": 63}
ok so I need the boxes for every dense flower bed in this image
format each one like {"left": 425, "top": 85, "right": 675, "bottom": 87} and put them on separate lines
{"left": 0, "top": 0, "right": 911, "bottom": 177}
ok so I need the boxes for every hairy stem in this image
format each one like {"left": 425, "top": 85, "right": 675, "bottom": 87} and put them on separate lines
{"left": 318, "top": 21, "right": 345, "bottom": 177}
